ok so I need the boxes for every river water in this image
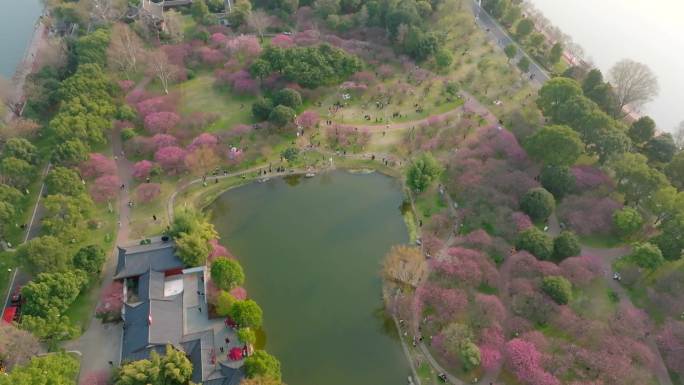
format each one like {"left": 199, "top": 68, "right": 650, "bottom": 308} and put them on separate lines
{"left": 0, "top": 0, "right": 43, "bottom": 78}
{"left": 528, "top": 0, "right": 684, "bottom": 131}
{"left": 210, "top": 171, "right": 411, "bottom": 385}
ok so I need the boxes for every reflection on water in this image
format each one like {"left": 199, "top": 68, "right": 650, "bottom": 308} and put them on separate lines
{"left": 210, "top": 171, "right": 410, "bottom": 385}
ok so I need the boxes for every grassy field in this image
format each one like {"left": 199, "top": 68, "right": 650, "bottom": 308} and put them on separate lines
{"left": 177, "top": 74, "right": 257, "bottom": 132}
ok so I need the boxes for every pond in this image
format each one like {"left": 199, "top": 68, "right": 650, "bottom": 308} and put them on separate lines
{"left": 209, "top": 170, "right": 412, "bottom": 385}
{"left": 0, "top": 0, "right": 42, "bottom": 77}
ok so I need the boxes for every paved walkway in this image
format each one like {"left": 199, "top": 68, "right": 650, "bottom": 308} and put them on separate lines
{"left": 65, "top": 126, "right": 133, "bottom": 378}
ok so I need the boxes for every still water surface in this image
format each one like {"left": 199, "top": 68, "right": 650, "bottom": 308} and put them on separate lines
{"left": 0, "top": 0, "right": 43, "bottom": 77}
{"left": 529, "top": 0, "right": 684, "bottom": 130}
{"left": 210, "top": 171, "right": 411, "bottom": 385}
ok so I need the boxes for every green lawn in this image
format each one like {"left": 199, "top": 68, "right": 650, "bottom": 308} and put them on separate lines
{"left": 177, "top": 74, "right": 257, "bottom": 132}
{"left": 0, "top": 251, "right": 18, "bottom": 306}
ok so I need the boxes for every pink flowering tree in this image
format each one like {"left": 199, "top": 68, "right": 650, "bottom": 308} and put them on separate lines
{"left": 197, "top": 46, "right": 226, "bottom": 66}
{"left": 136, "top": 183, "right": 162, "bottom": 203}
{"left": 80, "top": 153, "right": 116, "bottom": 179}
{"left": 144, "top": 111, "right": 181, "bottom": 134}
{"left": 154, "top": 146, "right": 187, "bottom": 174}
{"left": 209, "top": 239, "right": 234, "bottom": 261}
{"left": 297, "top": 110, "right": 320, "bottom": 129}
{"left": 95, "top": 281, "right": 123, "bottom": 322}
{"left": 210, "top": 32, "right": 228, "bottom": 45}
{"left": 132, "top": 160, "right": 156, "bottom": 180}
{"left": 657, "top": 319, "right": 684, "bottom": 378}
{"left": 188, "top": 132, "right": 219, "bottom": 151}
{"left": 271, "top": 34, "right": 295, "bottom": 48}
{"left": 136, "top": 95, "right": 178, "bottom": 118}
{"left": 90, "top": 175, "right": 121, "bottom": 202}
{"left": 415, "top": 283, "right": 468, "bottom": 326}
{"left": 150, "top": 133, "right": 178, "bottom": 150}
{"left": 230, "top": 286, "right": 247, "bottom": 300}
{"left": 557, "top": 194, "right": 621, "bottom": 236}
{"left": 505, "top": 338, "right": 560, "bottom": 385}
{"left": 225, "top": 35, "right": 262, "bottom": 63}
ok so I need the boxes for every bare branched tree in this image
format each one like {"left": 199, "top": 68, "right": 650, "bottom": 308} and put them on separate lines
{"left": 108, "top": 23, "right": 145, "bottom": 78}
{"left": 0, "top": 76, "right": 20, "bottom": 118}
{"left": 382, "top": 245, "right": 427, "bottom": 288}
{"left": 147, "top": 50, "right": 178, "bottom": 94}
{"left": 164, "top": 9, "right": 185, "bottom": 43}
{"left": 674, "top": 121, "right": 684, "bottom": 150}
{"left": 83, "top": 0, "right": 127, "bottom": 25}
{"left": 247, "top": 10, "right": 270, "bottom": 40}
{"left": 609, "top": 59, "right": 659, "bottom": 113}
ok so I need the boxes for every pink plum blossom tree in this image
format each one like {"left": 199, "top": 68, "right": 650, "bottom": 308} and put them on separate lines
{"left": 144, "top": 111, "right": 181, "bottom": 134}
{"left": 80, "top": 153, "right": 116, "bottom": 179}
{"left": 90, "top": 174, "right": 121, "bottom": 202}
{"left": 271, "top": 34, "right": 295, "bottom": 48}
{"left": 154, "top": 146, "right": 187, "bottom": 174}
{"left": 297, "top": 110, "right": 320, "bottom": 129}
{"left": 132, "top": 160, "right": 156, "bottom": 180}
{"left": 188, "top": 133, "right": 219, "bottom": 151}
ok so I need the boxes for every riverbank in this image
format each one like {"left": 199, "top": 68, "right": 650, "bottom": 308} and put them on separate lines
{"left": 3, "top": 12, "right": 48, "bottom": 122}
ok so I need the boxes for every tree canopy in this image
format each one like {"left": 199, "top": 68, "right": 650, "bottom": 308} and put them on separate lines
{"left": 406, "top": 153, "right": 443, "bottom": 192}
{"left": 525, "top": 125, "right": 584, "bottom": 166}
{"left": 211, "top": 257, "right": 245, "bottom": 290}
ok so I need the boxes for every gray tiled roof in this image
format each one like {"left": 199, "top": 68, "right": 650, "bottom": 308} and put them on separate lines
{"left": 114, "top": 242, "right": 183, "bottom": 279}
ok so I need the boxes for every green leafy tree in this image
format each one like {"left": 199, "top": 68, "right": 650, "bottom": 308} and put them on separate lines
{"left": 548, "top": 42, "right": 563, "bottom": 64}
{"left": 654, "top": 214, "right": 684, "bottom": 260}
{"left": 269, "top": 105, "right": 296, "bottom": 128}
{"left": 517, "top": 56, "right": 530, "bottom": 72}
{"left": 613, "top": 207, "right": 644, "bottom": 238}
{"left": 540, "top": 165, "right": 575, "bottom": 199}
{"left": 229, "top": 299, "right": 264, "bottom": 329}
{"left": 516, "top": 19, "right": 534, "bottom": 38}
{"left": 406, "top": 153, "right": 443, "bottom": 192}
{"left": 0, "top": 201, "right": 17, "bottom": 239}
{"left": 459, "top": 341, "right": 481, "bottom": 371}
{"left": 45, "top": 166, "right": 85, "bottom": 196}
{"left": 280, "top": 147, "right": 299, "bottom": 162}
{"left": 249, "top": 59, "right": 272, "bottom": 80}
{"left": 0, "top": 352, "right": 79, "bottom": 385}
{"left": 515, "top": 227, "right": 553, "bottom": 260}
{"left": 191, "top": 0, "right": 210, "bottom": 22}
{"left": 525, "top": 125, "right": 584, "bottom": 166}
{"left": 237, "top": 327, "right": 257, "bottom": 345}
{"left": 211, "top": 257, "right": 245, "bottom": 290}
{"left": 244, "top": 350, "right": 282, "bottom": 381}
{"left": 73, "top": 244, "right": 106, "bottom": 274}
{"left": 520, "top": 187, "right": 555, "bottom": 222}
{"left": 591, "top": 124, "right": 631, "bottom": 163}
{"left": 176, "top": 232, "right": 210, "bottom": 267}
{"left": 541, "top": 276, "right": 572, "bottom": 304}
{"left": 115, "top": 345, "right": 193, "bottom": 385}
{"left": 609, "top": 152, "right": 667, "bottom": 206}
{"left": 215, "top": 290, "right": 236, "bottom": 316}
{"left": 228, "top": 0, "right": 252, "bottom": 26}
{"left": 504, "top": 44, "right": 517, "bottom": 61}
{"left": 629, "top": 242, "right": 665, "bottom": 270}
{"left": 52, "top": 139, "right": 90, "bottom": 165}
{"left": 3, "top": 138, "right": 37, "bottom": 163}
{"left": 20, "top": 308, "right": 79, "bottom": 349}
{"left": 273, "top": 88, "right": 302, "bottom": 109}
{"left": 666, "top": 151, "right": 684, "bottom": 190}
{"left": 75, "top": 29, "right": 111, "bottom": 67}
{"left": 169, "top": 208, "right": 218, "bottom": 241}
{"left": 435, "top": 49, "right": 454, "bottom": 69}
{"left": 644, "top": 133, "right": 677, "bottom": 164}
{"left": 314, "top": 0, "right": 341, "bottom": 18}
{"left": 628, "top": 116, "right": 656, "bottom": 145}
{"left": 1, "top": 157, "right": 34, "bottom": 188}
{"left": 252, "top": 98, "right": 274, "bottom": 121}
{"left": 552, "top": 231, "right": 580, "bottom": 261}
{"left": 18, "top": 235, "right": 73, "bottom": 274}
{"left": 21, "top": 270, "right": 88, "bottom": 318}
{"left": 537, "top": 77, "right": 583, "bottom": 122}
{"left": 42, "top": 193, "right": 94, "bottom": 241}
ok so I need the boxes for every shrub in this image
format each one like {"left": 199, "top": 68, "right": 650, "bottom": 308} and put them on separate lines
{"left": 229, "top": 299, "right": 263, "bottom": 329}
{"left": 540, "top": 165, "right": 575, "bottom": 199}
{"left": 613, "top": 207, "right": 643, "bottom": 238}
{"left": 541, "top": 276, "right": 572, "bottom": 305}
{"left": 273, "top": 88, "right": 302, "bottom": 109}
{"left": 520, "top": 188, "right": 555, "bottom": 222}
{"left": 460, "top": 341, "right": 481, "bottom": 371}
{"left": 210, "top": 257, "right": 245, "bottom": 290}
{"left": 406, "top": 153, "right": 443, "bottom": 192}
{"left": 552, "top": 231, "right": 580, "bottom": 261}
{"left": 629, "top": 242, "right": 665, "bottom": 270}
{"left": 515, "top": 227, "right": 553, "bottom": 260}
{"left": 269, "top": 105, "right": 296, "bottom": 127}
{"left": 215, "top": 290, "right": 235, "bottom": 316}
{"left": 121, "top": 128, "right": 136, "bottom": 141}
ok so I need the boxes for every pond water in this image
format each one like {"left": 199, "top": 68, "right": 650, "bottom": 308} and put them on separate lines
{"left": 0, "top": 0, "right": 42, "bottom": 77}
{"left": 210, "top": 171, "right": 411, "bottom": 385}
